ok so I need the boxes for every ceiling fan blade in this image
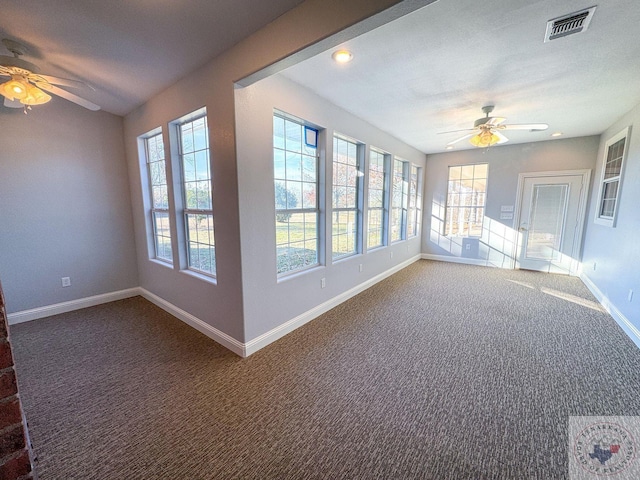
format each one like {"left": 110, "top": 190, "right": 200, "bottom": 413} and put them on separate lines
{"left": 499, "top": 123, "right": 548, "bottom": 131}
{"left": 4, "top": 97, "right": 23, "bottom": 108}
{"left": 36, "top": 74, "right": 96, "bottom": 91}
{"left": 438, "top": 128, "right": 477, "bottom": 135}
{"left": 494, "top": 130, "right": 509, "bottom": 144}
{"left": 485, "top": 117, "right": 506, "bottom": 126}
{"left": 35, "top": 82, "right": 101, "bottom": 111}
{"left": 446, "top": 133, "right": 475, "bottom": 146}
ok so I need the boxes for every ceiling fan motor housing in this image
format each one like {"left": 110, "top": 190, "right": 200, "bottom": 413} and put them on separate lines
{"left": 0, "top": 56, "right": 40, "bottom": 74}
{"left": 474, "top": 105, "right": 495, "bottom": 127}
{"left": 0, "top": 39, "right": 40, "bottom": 73}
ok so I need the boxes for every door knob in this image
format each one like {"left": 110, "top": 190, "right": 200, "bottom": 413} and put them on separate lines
{"left": 519, "top": 227, "right": 528, "bottom": 232}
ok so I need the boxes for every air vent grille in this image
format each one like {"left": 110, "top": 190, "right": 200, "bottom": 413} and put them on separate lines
{"left": 544, "top": 6, "right": 597, "bottom": 42}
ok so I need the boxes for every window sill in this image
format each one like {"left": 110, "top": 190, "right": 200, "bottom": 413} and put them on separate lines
{"left": 179, "top": 268, "right": 218, "bottom": 285}
{"left": 594, "top": 217, "right": 615, "bottom": 228}
{"left": 332, "top": 252, "right": 361, "bottom": 264}
{"left": 277, "top": 264, "right": 324, "bottom": 283}
{"left": 149, "top": 258, "right": 174, "bottom": 269}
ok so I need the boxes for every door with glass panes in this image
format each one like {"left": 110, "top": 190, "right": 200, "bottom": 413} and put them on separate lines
{"left": 516, "top": 172, "right": 589, "bottom": 274}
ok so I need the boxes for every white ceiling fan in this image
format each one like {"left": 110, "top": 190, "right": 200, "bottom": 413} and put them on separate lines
{"left": 440, "top": 105, "right": 548, "bottom": 148}
{"left": 0, "top": 38, "right": 100, "bottom": 112}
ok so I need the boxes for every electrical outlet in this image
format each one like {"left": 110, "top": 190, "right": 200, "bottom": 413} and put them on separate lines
{"left": 390, "top": 251, "right": 394, "bottom": 259}
{"left": 61, "top": 277, "right": 71, "bottom": 287}
{"left": 629, "top": 290, "right": 634, "bottom": 302}
{"left": 321, "top": 278, "right": 326, "bottom": 289}
{"left": 359, "top": 264, "right": 363, "bottom": 272}
{"left": 593, "top": 262, "right": 597, "bottom": 271}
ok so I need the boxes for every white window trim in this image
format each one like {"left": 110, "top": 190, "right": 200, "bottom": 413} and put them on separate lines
{"left": 594, "top": 126, "right": 631, "bottom": 227}
{"left": 444, "top": 163, "right": 488, "bottom": 238}
{"left": 273, "top": 112, "right": 322, "bottom": 277}
{"left": 171, "top": 107, "right": 216, "bottom": 278}
{"left": 146, "top": 138, "right": 172, "bottom": 264}
{"left": 332, "top": 134, "right": 364, "bottom": 260}
{"left": 390, "top": 158, "right": 409, "bottom": 243}
{"left": 366, "top": 147, "right": 390, "bottom": 250}
{"left": 138, "top": 127, "right": 174, "bottom": 265}
{"left": 407, "top": 164, "right": 422, "bottom": 238}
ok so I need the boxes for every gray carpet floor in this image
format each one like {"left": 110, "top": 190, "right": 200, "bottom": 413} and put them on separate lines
{"left": 10, "top": 260, "right": 640, "bottom": 479}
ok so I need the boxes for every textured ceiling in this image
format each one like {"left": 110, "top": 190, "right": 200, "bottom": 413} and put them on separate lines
{"left": 280, "top": 0, "right": 640, "bottom": 154}
{"left": 0, "top": 0, "right": 305, "bottom": 116}
{"left": 3, "top": 0, "right": 640, "bottom": 148}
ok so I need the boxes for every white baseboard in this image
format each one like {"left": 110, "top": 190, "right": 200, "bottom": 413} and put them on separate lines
{"left": 138, "top": 288, "right": 245, "bottom": 357}
{"left": 243, "top": 254, "right": 422, "bottom": 356}
{"left": 7, "top": 288, "right": 141, "bottom": 325}
{"left": 6, "top": 284, "right": 245, "bottom": 356}
{"left": 6, "top": 255, "right": 423, "bottom": 358}
{"left": 421, "top": 253, "right": 488, "bottom": 267}
{"left": 580, "top": 273, "right": 640, "bottom": 349}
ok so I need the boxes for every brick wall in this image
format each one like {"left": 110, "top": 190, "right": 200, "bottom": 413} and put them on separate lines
{"left": 0, "top": 282, "right": 35, "bottom": 480}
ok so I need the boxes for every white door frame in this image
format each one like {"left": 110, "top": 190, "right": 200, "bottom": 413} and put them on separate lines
{"left": 513, "top": 169, "right": 591, "bottom": 275}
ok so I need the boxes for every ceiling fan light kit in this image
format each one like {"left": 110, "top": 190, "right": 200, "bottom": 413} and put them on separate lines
{"left": 23, "top": 84, "right": 52, "bottom": 105}
{"left": 441, "top": 105, "right": 548, "bottom": 149}
{"left": 0, "top": 75, "right": 27, "bottom": 99}
{"left": 0, "top": 74, "right": 52, "bottom": 105}
{"left": 0, "top": 38, "right": 99, "bottom": 112}
{"left": 469, "top": 130, "right": 500, "bottom": 147}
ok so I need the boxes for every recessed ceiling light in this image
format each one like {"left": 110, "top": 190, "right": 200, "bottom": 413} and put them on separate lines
{"left": 332, "top": 50, "right": 353, "bottom": 64}
{"left": 551, "top": 132, "right": 563, "bottom": 137}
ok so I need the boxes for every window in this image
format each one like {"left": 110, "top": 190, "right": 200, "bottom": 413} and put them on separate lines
{"left": 445, "top": 163, "right": 488, "bottom": 237}
{"left": 596, "top": 126, "right": 629, "bottom": 227}
{"left": 367, "top": 148, "right": 389, "bottom": 249}
{"left": 178, "top": 113, "right": 216, "bottom": 276}
{"left": 390, "top": 159, "right": 408, "bottom": 242}
{"left": 407, "top": 165, "right": 421, "bottom": 238}
{"left": 332, "top": 135, "right": 362, "bottom": 259}
{"left": 142, "top": 130, "right": 172, "bottom": 263}
{"left": 273, "top": 114, "right": 319, "bottom": 275}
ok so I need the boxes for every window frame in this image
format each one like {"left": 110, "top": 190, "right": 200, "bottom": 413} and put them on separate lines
{"left": 273, "top": 112, "right": 321, "bottom": 277}
{"left": 407, "top": 164, "right": 422, "bottom": 238}
{"left": 142, "top": 129, "right": 173, "bottom": 264}
{"left": 390, "top": 158, "right": 409, "bottom": 243}
{"left": 594, "top": 126, "right": 630, "bottom": 227}
{"left": 367, "top": 147, "right": 390, "bottom": 250}
{"left": 174, "top": 109, "right": 216, "bottom": 278}
{"left": 331, "top": 134, "right": 363, "bottom": 260}
{"left": 444, "top": 163, "right": 488, "bottom": 238}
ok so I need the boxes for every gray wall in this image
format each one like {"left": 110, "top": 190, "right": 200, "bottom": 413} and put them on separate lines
{"left": 582, "top": 103, "right": 640, "bottom": 334}
{"left": 6, "top": 0, "right": 632, "bottom": 354}
{"left": 0, "top": 99, "right": 138, "bottom": 313}
{"left": 422, "top": 137, "right": 600, "bottom": 267}
{"left": 235, "top": 75, "right": 425, "bottom": 340}
{"left": 123, "top": 0, "right": 419, "bottom": 342}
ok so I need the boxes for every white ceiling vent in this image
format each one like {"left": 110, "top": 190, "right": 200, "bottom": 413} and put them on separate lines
{"left": 544, "top": 6, "right": 597, "bottom": 42}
